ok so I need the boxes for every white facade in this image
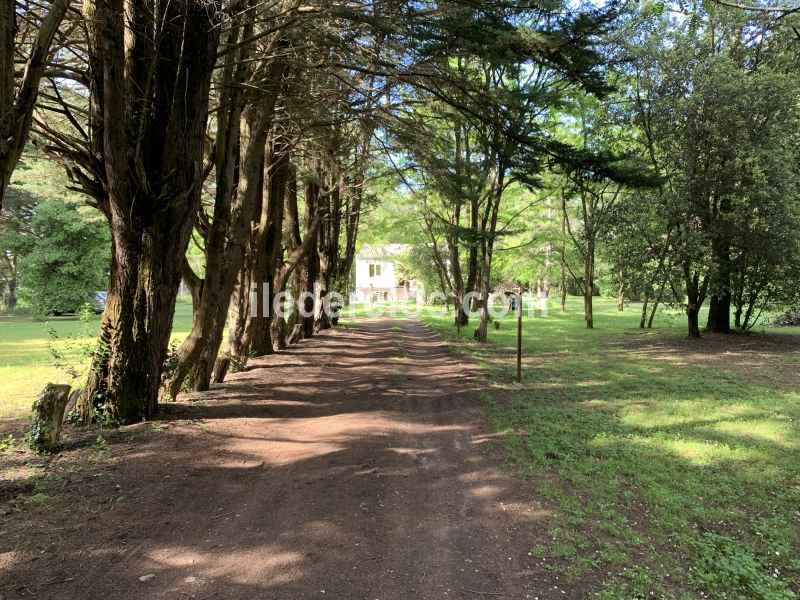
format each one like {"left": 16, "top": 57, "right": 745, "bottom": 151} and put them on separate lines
{"left": 353, "top": 244, "right": 417, "bottom": 302}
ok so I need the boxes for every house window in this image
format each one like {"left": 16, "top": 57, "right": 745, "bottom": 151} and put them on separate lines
{"left": 369, "top": 264, "right": 382, "bottom": 278}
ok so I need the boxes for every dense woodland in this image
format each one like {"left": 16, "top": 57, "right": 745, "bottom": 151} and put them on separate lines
{"left": 1, "top": 0, "right": 799, "bottom": 426}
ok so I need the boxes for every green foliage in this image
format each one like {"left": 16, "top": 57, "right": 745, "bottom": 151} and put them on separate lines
{"left": 0, "top": 301, "right": 195, "bottom": 419}
{"left": 46, "top": 304, "right": 106, "bottom": 385}
{"left": 691, "top": 533, "right": 796, "bottom": 600}
{"left": 17, "top": 200, "right": 109, "bottom": 316}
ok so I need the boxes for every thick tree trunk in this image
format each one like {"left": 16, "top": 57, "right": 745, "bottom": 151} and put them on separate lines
{"left": 82, "top": 211, "right": 194, "bottom": 423}
{"left": 706, "top": 270, "right": 732, "bottom": 334}
{"left": 707, "top": 201, "right": 733, "bottom": 333}
{"left": 222, "top": 105, "right": 282, "bottom": 365}
{"left": 79, "top": 0, "right": 219, "bottom": 424}
{"left": 315, "top": 174, "right": 343, "bottom": 332}
{"left": 167, "top": 22, "right": 252, "bottom": 396}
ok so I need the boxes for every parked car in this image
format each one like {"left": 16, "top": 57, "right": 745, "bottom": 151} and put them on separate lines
{"left": 48, "top": 291, "right": 108, "bottom": 316}
{"left": 93, "top": 291, "right": 108, "bottom": 314}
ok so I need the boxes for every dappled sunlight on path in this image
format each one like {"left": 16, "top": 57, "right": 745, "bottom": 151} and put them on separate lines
{"left": 1, "top": 319, "right": 558, "bottom": 600}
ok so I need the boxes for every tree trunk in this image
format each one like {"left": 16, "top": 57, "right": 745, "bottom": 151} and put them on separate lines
{"left": 584, "top": 239, "right": 594, "bottom": 329}
{"left": 5, "top": 276, "right": 16, "bottom": 311}
{"left": 687, "top": 304, "right": 701, "bottom": 339}
{"left": 708, "top": 274, "right": 731, "bottom": 333}
{"left": 315, "top": 172, "right": 343, "bottom": 332}
{"left": 684, "top": 266, "right": 706, "bottom": 339}
{"left": 78, "top": 0, "right": 219, "bottom": 424}
{"left": 299, "top": 178, "right": 320, "bottom": 338}
{"left": 249, "top": 140, "right": 289, "bottom": 356}
{"left": 707, "top": 204, "right": 733, "bottom": 333}
{"left": 476, "top": 167, "right": 505, "bottom": 343}
{"left": 560, "top": 195, "right": 567, "bottom": 312}
{"left": 167, "top": 20, "right": 256, "bottom": 396}
{"left": 221, "top": 105, "right": 277, "bottom": 365}
{"left": 640, "top": 294, "right": 650, "bottom": 329}
{"left": 82, "top": 212, "right": 195, "bottom": 423}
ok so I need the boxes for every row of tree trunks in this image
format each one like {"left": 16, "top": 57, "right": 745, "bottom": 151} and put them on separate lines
{"left": 78, "top": 0, "right": 220, "bottom": 424}
{"left": 273, "top": 166, "right": 322, "bottom": 349}
{"left": 222, "top": 151, "right": 327, "bottom": 369}
{"left": 222, "top": 118, "right": 279, "bottom": 365}
{"left": 166, "top": 17, "right": 254, "bottom": 397}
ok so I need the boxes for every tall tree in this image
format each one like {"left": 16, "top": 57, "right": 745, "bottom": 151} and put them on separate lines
{"left": 59, "top": 0, "right": 223, "bottom": 423}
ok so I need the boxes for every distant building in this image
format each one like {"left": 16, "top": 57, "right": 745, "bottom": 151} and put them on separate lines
{"left": 353, "top": 244, "right": 417, "bottom": 303}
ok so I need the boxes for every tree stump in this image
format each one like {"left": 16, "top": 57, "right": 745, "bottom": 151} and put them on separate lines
{"left": 29, "top": 384, "right": 71, "bottom": 453}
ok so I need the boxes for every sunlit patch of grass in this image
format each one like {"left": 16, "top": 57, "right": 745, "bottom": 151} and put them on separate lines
{"left": 0, "top": 302, "right": 194, "bottom": 420}
{"left": 421, "top": 297, "right": 800, "bottom": 599}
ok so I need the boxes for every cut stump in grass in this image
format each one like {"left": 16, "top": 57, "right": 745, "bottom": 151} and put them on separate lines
{"left": 29, "top": 384, "right": 71, "bottom": 453}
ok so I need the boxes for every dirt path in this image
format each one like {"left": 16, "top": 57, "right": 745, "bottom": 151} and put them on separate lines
{"left": 2, "top": 319, "right": 557, "bottom": 600}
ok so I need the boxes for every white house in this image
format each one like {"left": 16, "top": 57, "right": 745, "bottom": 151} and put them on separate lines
{"left": 353, "top": 244, "right": 417, "bottom": 303}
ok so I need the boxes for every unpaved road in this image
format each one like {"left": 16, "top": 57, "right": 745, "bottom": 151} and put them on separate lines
{"left": 2, "top": 320, "right": 558, "bottom": 600}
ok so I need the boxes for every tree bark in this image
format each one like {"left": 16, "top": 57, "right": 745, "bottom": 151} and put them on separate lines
{"left": 272, "top": 170, "right": 322, "bottom": 351}
{"left": 78, "top": 0, "right": 219, "bottom": 424}
{"left": 315, "top": 171, "right": 343, "bottom": 332}
{"left": 640, "top": 294, "right": 650, "bottom": 329}
{"left": 706, "top": 238, "right": 732, "bottom": 334}
{"left": 684, "top": 266, "right": 707, "bottom": 339}
{"left": 584, "top": 237, "right": 595, "bottom": 329}
{"left": 298, "top": 177, "right": 320, "bottom": 338}
{"left": 167, "top": 19, "right": 254, "bottom": 397}
{"left": 249, "top": 138, "right": 289, "bottom": 356}
{"left": 560, "top": 194, "right": 568, "bottom": 312}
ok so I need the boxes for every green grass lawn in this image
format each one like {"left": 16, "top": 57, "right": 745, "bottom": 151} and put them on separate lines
{"left": 0, "top": 301, "right": 194, "bottom": 420}
{"left": 422, "top": 298, "right": 800, "bottom": 599}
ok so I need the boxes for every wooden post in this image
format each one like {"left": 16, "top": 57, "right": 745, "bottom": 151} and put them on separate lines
{"left": 516, "top": 292, "right": 523, "bottom": 383}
